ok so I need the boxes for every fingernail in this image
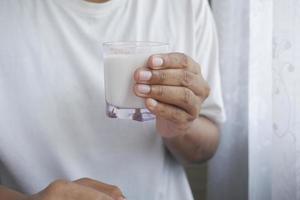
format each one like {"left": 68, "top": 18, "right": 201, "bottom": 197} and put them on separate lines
{"left": 117, "top": 197, "right": 126, "bottom": 200}
{"left": 147, "top": 98, "right": 158, "bottom": 109}
{"left": 152, "top": 56, "right": 163, "bottom": 67}
{"left": 139, "top": 71, "right": 152, "bottom": 81}
{"left": 137, "top": 84, "right": 151, "bottom": 94}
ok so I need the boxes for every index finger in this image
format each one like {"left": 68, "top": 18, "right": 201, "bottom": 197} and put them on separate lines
{"left": 52, "top": 181, "right": 114, "bottom": 200}
{"left": 74, "top": 178, "right": 126, "bottom": 200}
{"left": 147, "top": 52, "right": 200, "bottom": 74}
{"left": 75, "top": 185, "right": 113, "bottom": 200}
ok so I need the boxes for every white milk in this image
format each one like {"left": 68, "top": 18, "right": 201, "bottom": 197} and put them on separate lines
{"left": 104, "top": 54, "right": 150, "bottom": 109}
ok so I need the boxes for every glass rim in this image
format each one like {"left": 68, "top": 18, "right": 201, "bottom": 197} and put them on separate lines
{"left": 102, "top": 41, "right": 169, "bottom": 48}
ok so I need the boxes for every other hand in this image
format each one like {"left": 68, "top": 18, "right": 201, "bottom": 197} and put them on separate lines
{"left": 24, "top": 178, "right": 126, "bottom": 200}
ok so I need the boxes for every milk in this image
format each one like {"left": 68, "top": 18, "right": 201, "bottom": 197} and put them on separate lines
{"left": 104, "top": 54, "right": 150, "bottom": 109}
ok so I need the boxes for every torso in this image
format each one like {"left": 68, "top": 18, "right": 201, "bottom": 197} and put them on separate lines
{"left": 0, "top": 0, "right": 208, "bottom": 199}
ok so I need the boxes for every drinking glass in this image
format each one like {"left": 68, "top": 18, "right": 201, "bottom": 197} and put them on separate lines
{"left": 103, "top": 41, "right": 168, "bottom": 122}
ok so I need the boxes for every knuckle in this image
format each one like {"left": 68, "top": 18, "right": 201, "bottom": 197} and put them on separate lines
{"left": 170, "top": 108, "right": 183, "bottom": 124}
{"left": 154, "top": 86, "right": 165, "bottom": 97}
{"left": 185, "top": 114, "right": 196, "bottom": 124}
{"left": 168, "top": 52, "right": 189, "bottom": 67}
{"left": 188, "top": 107, "right": 199, "bottom": 120}
{"left": 202, "top": 84, "right": 211, "bottom": 98}
{"left": 169, "top": 107, "right": 196, "bottom": 128}
{"left": 182, "top": 88, "right": 194, "bottom": 105}
{"left": 109, "top": 186, "right": 123, "bottom": 197}
{"left": 158, "top": 71, "right": 167, "bottom": 83}
{"left": 191, "top": 98, "right": 201, "bottom": 119}
{"left": 181, "top": 70, "right": 193, "bottom": 86}
{"left": 178, "top": 53, "right": 189, "bottom": 67}
{"left": 190, "top": 111, "right": 198, "bottom": 121}
{"left": 47, "top": 179, "right": 69, "bottom": 194}
{"left": 174, "top": 115, "right": 193, "bottom": 131}
{"left": 76, "top": 177, "right": 92, "bottom": 183}
{"left": 156, "top": 105, "right": 168, "bottom": 116}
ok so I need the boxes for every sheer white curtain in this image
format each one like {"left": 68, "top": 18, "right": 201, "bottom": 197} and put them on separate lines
{"left": 208, "top": 0, "right": 300, "bottom": 199}
{"left": 272, "top": 0, "right": 300, "bottom": 199}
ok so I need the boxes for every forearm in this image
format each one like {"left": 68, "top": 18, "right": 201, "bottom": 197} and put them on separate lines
{"left": 0, "top": 185, "right": 26, "bottom": 200}
{"left": 164, "top": 115, "right": 220, "bottom": 164}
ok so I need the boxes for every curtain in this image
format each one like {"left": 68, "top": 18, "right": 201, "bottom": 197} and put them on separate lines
{"left": 272, "top": 0, "right": 300, "bottom": 199}
{"left": 208, "top": 0, "right": 300, "bottom": 199}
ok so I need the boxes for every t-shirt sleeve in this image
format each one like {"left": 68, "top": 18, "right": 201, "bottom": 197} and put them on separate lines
{"left": 193, "top": 0, "right": 226, "bottom": 124}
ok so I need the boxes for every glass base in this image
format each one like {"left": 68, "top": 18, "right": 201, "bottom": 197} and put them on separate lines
{"left": 106, "top": 102, "right": 155, "bottom": 122}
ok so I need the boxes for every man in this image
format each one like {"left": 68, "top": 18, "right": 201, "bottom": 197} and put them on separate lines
{"left": 0, "top": 0, "right": 225, "bottom": 199}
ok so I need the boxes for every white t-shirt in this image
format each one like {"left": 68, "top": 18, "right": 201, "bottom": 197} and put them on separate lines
{"left": 0, "top": 0, "right": 225, "bottom": 199}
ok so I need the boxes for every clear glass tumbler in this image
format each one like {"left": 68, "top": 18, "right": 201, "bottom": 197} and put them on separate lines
{"left": 103, "top": 41, "right": 168, "bottom": 122}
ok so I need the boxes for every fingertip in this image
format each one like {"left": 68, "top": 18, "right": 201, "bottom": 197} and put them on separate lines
{"left": 146, "top": 98, "right": 158, "bottom": 111}
{"left": 148, "top": 55, "right": 164, "bottom": 69}
{"left": 133, "top": 68, "right": 141, "bottom": 81}
{"left": 133, "top": 84, "right": 139, "bottom": 96}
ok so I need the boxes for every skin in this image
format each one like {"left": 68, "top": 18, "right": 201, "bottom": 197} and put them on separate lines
{"left": 133, "top": 53, "right": 219, "bottom": 163}
{"left": 0, "top": 0, "right": 220, "bottom": 199}
{"left": 0, "top": 178, "right": 126, "bottom": 200}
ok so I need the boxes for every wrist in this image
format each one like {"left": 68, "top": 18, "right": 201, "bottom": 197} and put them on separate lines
{"left": 162, "top": 118, "right": 197, "bottom": 139}
{"left": 162, "top": 117, "right": 207, "bottom": 163}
